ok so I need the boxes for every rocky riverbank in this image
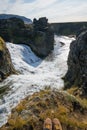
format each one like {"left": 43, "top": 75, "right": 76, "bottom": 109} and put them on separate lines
{"left": 0, "top": 37, "right": 16, "bottom": 81}
{"left": 64, "top": 30, "right": 87, "bottom": 96}
{"left": 0, "top": 17, "right": 54, "bottom": 58}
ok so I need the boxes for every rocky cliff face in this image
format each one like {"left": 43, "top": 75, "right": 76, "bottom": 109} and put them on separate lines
{"left": 30, "top": 17, "right": 54, "bottom": 57}
{"left": 0, "top": 37, "right": 16, "bottom": 81}
{"left": 50, "top": 22, "right": 87, "bottom": 36}
{"left": 0, "top": 17, "right": 33, "bottom": 44}
{"left": 64, "top": 31, "right": 87, "bottom": 95}
{"left": 0, "top": 17, "right": 54, "bottom": 58}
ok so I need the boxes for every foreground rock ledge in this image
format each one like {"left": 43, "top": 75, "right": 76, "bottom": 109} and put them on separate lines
{"left": 0, "top": 37, "right": 16, "bottom": 81}
{"left": 1, "top": 88, "right": 87, "bottom": 130}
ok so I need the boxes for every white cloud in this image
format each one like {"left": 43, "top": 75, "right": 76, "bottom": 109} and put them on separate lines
{"left": 0, "top": 0, "right": 87, "bottom": 22}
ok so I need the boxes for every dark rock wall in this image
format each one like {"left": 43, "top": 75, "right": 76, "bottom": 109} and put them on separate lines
{"left": 64, "top": 31, "right": 87, "bottom": 94}
{"left": 30, "top": 17, "right": 54, "bottom": 57}
{"left": 0, "top": 17, "right": 54, "bottom": 58}
{"left": 50, "top": 22, "right": 87, "bottom": 36}
{"left": 0, "top": 17, "right": 33, "bottom": 44}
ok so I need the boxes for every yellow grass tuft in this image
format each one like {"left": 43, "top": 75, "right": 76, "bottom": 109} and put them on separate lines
{"left": 0, "top": 37, "right": 6, "bottom": 50}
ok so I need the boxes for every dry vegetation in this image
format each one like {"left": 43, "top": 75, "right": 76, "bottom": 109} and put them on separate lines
{"left": 0, "top": 37, "right": 6, "bottom": 50}
{"left": 1, "top": 87, "right": 87, "bottom": 130}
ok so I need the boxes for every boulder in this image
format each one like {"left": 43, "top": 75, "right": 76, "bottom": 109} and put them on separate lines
{"left": 0, "top": 37, "right": 16, "bottom": 80}
{"left": 64, "top": 31, "right": 87, "bottom": 94}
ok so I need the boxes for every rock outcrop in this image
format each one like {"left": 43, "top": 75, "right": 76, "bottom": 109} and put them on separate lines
{"left": 0, "top": 37, "right": 16, "bottom": 81}
{"left": 0, "top": 17, "right": 33, "bottom": 44}
{"left": 64, "top": 31, "right": 87, "bottom": 94}
{"left": 0, "top": 17, "right": 54, "bottom": 58}
{"left": 50, "top": 22, "right": 87, "bottom": 36}
{"left": 30, "top": 17, "right": 54, "bottom": 57}
{"left": 1, "top": 88, "right": 87, "bottom": 130}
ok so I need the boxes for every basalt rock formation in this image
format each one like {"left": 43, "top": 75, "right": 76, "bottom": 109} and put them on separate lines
{"left": 0, "top": 17, "right": 54, "bottom": 58}
{"left": 50, "top": 22, "right": 87, "bottom": 36}
{"left": 0, "top": 17, "right": 33, "bottom": 44}
{"left": 64, "top": 31, "right": 87, "bottom": 95}
{"left": 0, "top": 37, "right": 16, "bottom": 81}
{"left": 30, "top": 17, "right": 54, "bottom": 57}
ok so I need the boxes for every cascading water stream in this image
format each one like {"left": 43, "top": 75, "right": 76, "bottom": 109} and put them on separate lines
{"left": 0, "top": 35, "right": 75, "bottom": 127}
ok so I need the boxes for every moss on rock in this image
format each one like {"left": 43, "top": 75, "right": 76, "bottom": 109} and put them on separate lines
{"left": 0, "top": 37, "right": 17, "bottom": 81}
{"left": 1, "top": 88, "right": 87, "bottom": 130}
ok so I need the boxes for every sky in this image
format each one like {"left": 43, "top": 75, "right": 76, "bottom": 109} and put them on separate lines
{"left": 0, "top": 0, "right": 87, "bottom": 23}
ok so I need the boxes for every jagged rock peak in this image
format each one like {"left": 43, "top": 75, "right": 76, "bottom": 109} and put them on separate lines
{"left": 29, "top": 17, "right": 54, "bottom": 57}
{"left": 33, "top": 17, "right": 48, "bottom": 31}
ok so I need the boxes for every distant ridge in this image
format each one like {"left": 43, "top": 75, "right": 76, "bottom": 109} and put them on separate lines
{"left": 0, "top": 14, "right": 32, "bottom": 24}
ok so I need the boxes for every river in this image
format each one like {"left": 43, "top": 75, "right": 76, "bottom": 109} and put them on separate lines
{"left": 0, "top": 35, "right": 75, "bottom": 127}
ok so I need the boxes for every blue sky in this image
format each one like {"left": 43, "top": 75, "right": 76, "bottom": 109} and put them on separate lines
{"left": 0, "top": 0, "right": 87, "bottom": 23}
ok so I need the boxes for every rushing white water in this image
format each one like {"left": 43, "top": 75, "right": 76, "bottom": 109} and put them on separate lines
{"left": 0, "top": 35, "right": 75, "bottom": 127}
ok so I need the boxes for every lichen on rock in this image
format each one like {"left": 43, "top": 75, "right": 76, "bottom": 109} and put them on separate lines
{"left": 0, "top": 37, "right": 16, "bottom": 81}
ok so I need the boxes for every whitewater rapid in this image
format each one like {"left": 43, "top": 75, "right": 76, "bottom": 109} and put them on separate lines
{"left": 0, "top": 35, "right": 75, "bottom": 127}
